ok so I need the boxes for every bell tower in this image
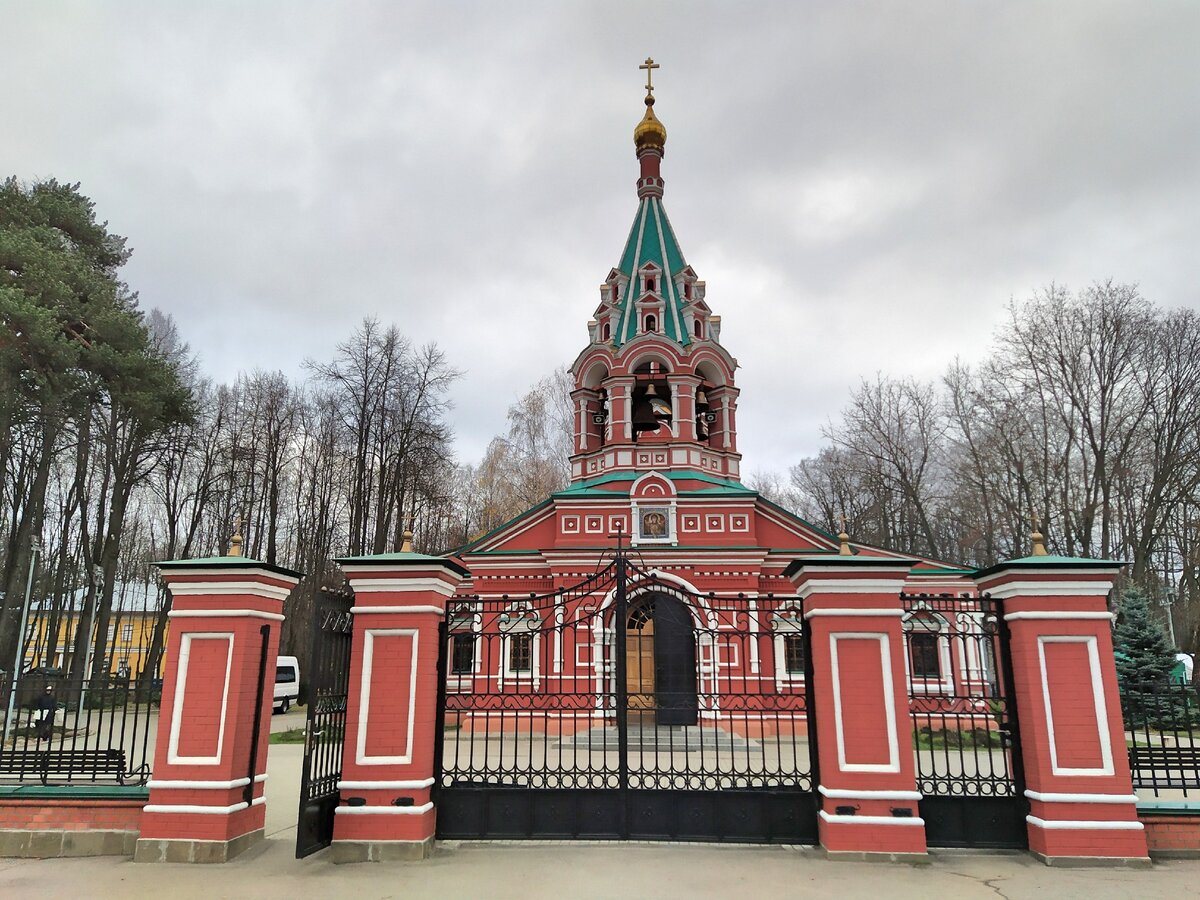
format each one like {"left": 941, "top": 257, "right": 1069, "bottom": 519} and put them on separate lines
{"left": 569, "top": 60, "right": 741, "bottom": 486}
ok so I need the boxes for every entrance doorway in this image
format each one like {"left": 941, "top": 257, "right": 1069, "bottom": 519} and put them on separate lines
{"left": 626, "top": 593, "right": 697, "bottom": 727}
{"left": 626, "top": 613, "right": 655, "bottom": 723}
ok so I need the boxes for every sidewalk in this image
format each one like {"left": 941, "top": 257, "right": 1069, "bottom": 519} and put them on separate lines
{"left": 1, "top": 739, "right": 1197, "bottom": 899}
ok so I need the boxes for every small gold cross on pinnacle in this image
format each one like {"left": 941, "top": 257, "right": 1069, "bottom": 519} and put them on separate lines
{"left": 640, "top": 57, "right": 660, "bottom": 96}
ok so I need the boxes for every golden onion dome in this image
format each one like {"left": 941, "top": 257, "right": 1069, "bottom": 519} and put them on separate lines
{"left": 634, "top": 96, "right": 667, "bottom": 151}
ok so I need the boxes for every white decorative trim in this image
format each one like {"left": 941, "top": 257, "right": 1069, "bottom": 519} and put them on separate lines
{"left": 356, "top": 629, "right": 419, "bottom": 766}
{"left": 148, "top": 774, "right": 266, "bottom": 790}
{"left": 337, "top": 778, "right": 435, "bottom": 791}
{"left": 1026, "top": 815, "right": 1143, "bottom": 831}
{"left": 1038, "top": 635, "right": 1115, "bottom": 777}
{"left": 830, "top": 633, "right": 900, "bottom": 774}
{"left": 796, "top": 580, "right": 908, "bottom": 599}
{"left": 168, "top": 609, "right": 284, "bottom": 622}
{"left": 144, "top": 802, "right": 248, "bottom": 815}
{"left": 1024, "top": 790, "right": 1138, "bottom": 804}
{"left": 819, "top": 786, "right": 922, "bottom": 801}
{"left": 804, "top": 608, "right": 905, "bottom": 620}
{"left": 1004, "top": 611, "right": 1115, "bottom": 622}
{"left": 335, "top": 802, "right": 434, "bottom": 816}
{"left": 166, "top": 581, "right": 293, "bottom": 601}
{"left": 351, "top": 605, "right": 445, "bottom": 615}
{"left": 818, "top": 811, "right": 925, "bottom": 827}
{"left": 167, "top": 633, "right": 233, "bottom": 766}
{"left": 347, "top": 577, "right": 458, "bottom": 597}
{"left": 986, "top": 581, "right": 1114, "bottom": 600}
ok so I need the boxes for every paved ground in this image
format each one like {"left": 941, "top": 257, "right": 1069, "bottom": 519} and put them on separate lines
{"left": 1, "top": 715, "right": 1198, "bottom": 899}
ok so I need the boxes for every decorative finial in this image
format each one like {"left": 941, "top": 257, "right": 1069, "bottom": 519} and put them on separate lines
{"left": 640, "top": 57, "right": 660, "bottom": 99}
{"left": 228, "top": 514, "right": 244, "bottom": 558}
{"left": 634, "top": 57, "right": 667, "bottom": 152}
{"left": 400, "top": 521, "right": 414, "bottom": 554}
{"left": 1030, "top": 510, "right": 1048, "bottom": 557}
{"left": 838, "top": 513, "right": 853, "bottom": 557}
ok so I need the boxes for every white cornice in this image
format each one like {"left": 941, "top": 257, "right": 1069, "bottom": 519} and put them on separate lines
{"left": 166, "top": 581, "right": 293, "bottom": 601}
{"left": 984, "top": 580, "right": 1114, "bottom": 599}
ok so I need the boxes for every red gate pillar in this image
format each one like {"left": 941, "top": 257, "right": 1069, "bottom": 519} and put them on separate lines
{"left": 134, "top": 554, "right": 300, "bottom": 863}
{"left": 975, "top": 553, "right": 1150, "bottom": 866}
{"left": 785, "top": 555, "right": 927, "bottom": 861}
{"left": 329, "top": 547, "right": 469, "bottom": 863}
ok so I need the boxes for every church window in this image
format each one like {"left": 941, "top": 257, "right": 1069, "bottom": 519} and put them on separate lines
{"left": 602, "top": 321, "right": 611, "bottom": 341}
{"left": 693, "top": 319, "right": 702, "bottom": 338}
{"left": 646, "top": 277, "right": 655, "bottom": 293}
{"left": 451, "top": 632, "right": 475, "bottom": 675}
{"left": 783, "top": 634, "right": 806, "bottom": 675}
{"left": 645, "top": 314, "right": 657, "bottom": 333}
{"left": 508, "top": 634, "right": 533, "bottom": 673}
{"left": 909, "top": 632, "right": 941, "bottom": 679}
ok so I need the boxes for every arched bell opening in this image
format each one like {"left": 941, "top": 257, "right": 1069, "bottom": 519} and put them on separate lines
{"left": 631, "top": 360, "right": 673, "bottom": 441}
{"left": 624, "top": 592, "right": 698, "bottom": 727}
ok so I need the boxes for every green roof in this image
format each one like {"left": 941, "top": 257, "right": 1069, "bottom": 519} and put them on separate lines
{"left": 556, "top": 469, "right": 749, "bottom": 494}
{"left": 155, "top": 555, "right": 303, "bottom": 579}
{"left": 612, "top": 196, "right": 692, "bottom": 347}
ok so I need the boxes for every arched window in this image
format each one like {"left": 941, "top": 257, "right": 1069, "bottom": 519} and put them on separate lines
{"left": 645, "top": 315, "right": 657, "bottom": 333}
{"left": 602, "top": 321, "right": 611, "bottom": 341}
{"left": 646, "top": 277, "right": 655, "bottom": 293}
{"left": 693, "top": 319, "right": 702, "bottom": 338}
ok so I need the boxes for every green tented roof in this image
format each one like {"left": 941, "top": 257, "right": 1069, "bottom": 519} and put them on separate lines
{"left": 613, "top": 197, "right": 692, "bottom": 347}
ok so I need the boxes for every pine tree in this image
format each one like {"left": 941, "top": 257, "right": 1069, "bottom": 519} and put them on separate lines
{"left": 1113, "top": 586, "right": 1189, "bottom": 728}
{"left": 1113, "top": 586, "right": 1176, "bottom": 688}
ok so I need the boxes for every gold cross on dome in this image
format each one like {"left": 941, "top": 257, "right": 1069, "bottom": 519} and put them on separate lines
{"left": 640, "top": 57, "right": 660, "bottom": 95}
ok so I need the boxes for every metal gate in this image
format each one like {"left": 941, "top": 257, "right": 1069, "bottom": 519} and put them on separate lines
{"left": 435, "top": 549, "right": 818, "bottom": 842}
{"left": 902, "top": 592, "right": 1026, "bottom": 848}
{"left": 295, "top": 588, "right": 354, "bottom": 858}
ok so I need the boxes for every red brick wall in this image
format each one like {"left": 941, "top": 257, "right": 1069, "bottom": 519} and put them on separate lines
{"left": 1141, "top": 814, "right": 1200, "bottom": 855}
{"left": 0, "top": 798, "right": 143, "bottom": 832}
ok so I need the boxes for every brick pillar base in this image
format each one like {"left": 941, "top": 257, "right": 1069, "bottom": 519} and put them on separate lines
{"left": 329, "top": 550, "right": 468, "bottom": 863}
{"left": 786, "top": 556, "right": 927, "bottom": 861}
{"left": 134, "top": 555, "right": 299, "bottom": 863}
{"left": 976, "top": 555, "right": 1150, "bottom": 866}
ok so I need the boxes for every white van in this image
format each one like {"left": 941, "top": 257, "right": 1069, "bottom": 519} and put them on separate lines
{"left": 274, "top": 656, "right": 300, "bottom": 713}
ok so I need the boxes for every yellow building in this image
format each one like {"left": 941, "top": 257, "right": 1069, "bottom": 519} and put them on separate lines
{"left": 22, "top": 581, "right": 167, "bottom": 678}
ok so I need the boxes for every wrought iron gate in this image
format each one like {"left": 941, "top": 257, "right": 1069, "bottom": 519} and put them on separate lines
{"left": 295, "top": 588, "right": 354, "bottom": 858}
{"left": 902, "top": 592, "right": 1026, "bottom": 848}
{"left": 435, "top": 550, "right": 817, "bottom": 842}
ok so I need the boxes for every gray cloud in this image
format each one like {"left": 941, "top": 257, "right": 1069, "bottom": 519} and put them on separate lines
{"left": 4, "top": 1, "right": 1197, "bottom": 473}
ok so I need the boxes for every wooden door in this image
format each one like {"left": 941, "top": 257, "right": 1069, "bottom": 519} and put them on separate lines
{"left": 627, "top": 618, "right": 656, "bottom": 718}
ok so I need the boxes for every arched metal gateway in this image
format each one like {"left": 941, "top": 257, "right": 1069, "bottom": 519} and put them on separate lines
{"left": 432, "top": 550, "right": 818, "bottom": 842}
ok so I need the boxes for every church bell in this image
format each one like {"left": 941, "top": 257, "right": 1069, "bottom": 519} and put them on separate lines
{"left": 632, "top": 383, "right": 672, "bottom": 433}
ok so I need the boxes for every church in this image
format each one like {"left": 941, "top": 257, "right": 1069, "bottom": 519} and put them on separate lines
{"left": 133, "top": 62, "right": 1147, "bottom": 866}
{"left": 442, "top": 60, "right": 980, "bottom": 739}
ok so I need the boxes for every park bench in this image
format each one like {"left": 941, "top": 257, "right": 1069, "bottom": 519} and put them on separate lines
{"left": 0, "top": 747, "right": 128, "bottom": 786}
{"left": 1129, "top": 745, "right": 1200, "bottom": 788}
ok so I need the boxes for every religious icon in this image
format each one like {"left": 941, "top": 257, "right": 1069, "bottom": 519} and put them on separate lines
{"left": 641, "top": 509, "right": 668, "bottom": 538}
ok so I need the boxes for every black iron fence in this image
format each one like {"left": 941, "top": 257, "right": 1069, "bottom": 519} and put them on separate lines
{"left": 0, "top": 626, "right": 160, "bottom": 786}
{"left": 1123, "top": 680, "right": 1200, "bottom": 798}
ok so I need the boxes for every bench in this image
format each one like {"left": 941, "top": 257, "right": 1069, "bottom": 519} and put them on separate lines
{"left": 0, "top": 748, "right": 128, "bottom": 786}
{"left": 1130, "top": 745, "right": 1200, "bottom": 788}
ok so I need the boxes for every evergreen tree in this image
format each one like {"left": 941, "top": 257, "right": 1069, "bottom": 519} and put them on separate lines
{"left": 1113, "top": 586, "right": 1177, "bottom": 688}
{"left": 1113, "top": 586, "right": 1190, "bottom": 729}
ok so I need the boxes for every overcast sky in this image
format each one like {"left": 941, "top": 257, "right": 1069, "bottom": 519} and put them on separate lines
{"left": 4, "top": 2, "right": 1199, "bottom": 476}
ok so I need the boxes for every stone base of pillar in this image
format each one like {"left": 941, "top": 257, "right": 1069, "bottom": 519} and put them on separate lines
{"left": 132, "top": 829, "right": 264, "bottom": 864}
{"left": 1031, "top": 851, "right": 1152, "bottom": 868}
{"left": 819, "top": 848, "right": 930, "bottom": 864}
{"left": 329, "top": 837, "right": 435, "bottom": 863}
